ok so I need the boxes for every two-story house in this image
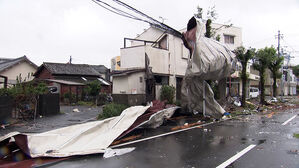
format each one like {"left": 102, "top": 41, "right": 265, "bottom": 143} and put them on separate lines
{"left": 0, "top": 56, "right": 37, "bottom": 88}
{"left": 111, "top": 21, "right": 244, "bottom": 105}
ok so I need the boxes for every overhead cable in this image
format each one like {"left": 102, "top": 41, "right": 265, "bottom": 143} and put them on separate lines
{"left": 92, "top": 0, "right": 183, "bottom": 38}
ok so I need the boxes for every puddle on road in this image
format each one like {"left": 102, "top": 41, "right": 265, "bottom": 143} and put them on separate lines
{"left": 240, "top": 137, "right": 266, "bottom": 145}
{"left": 287, "top": 149, "right": 298, "bottom": 155}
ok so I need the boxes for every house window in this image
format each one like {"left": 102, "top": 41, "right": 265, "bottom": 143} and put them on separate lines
{"left": 139, "top": 77, "right": 143, "bottom": 83}
{"left": 158, "top": 35, "right": 168, "bottom": 50}
{"left": 224, "top": 35, "right": 235, "bottom": 44}
{"left": 154, "top": 75, "right": 169, "bottom": 85}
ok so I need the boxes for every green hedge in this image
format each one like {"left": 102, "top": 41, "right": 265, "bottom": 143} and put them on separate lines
{"left": 160, "top": 85, "right": 175, "bottom": 104}
{"left": 98, "top": 103, "right": 128, "bottom": 119}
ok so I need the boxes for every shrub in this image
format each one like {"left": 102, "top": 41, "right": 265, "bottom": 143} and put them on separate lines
{"left": 98, "top": 103, "right": 128, "bottom": 119}
{"left": 63, "top": 92, "right": 75, "bottom": 99}
{"left": 77, "top": 101, "right": 94, "bottom": 106}
{"left": 84, "top": 80, "right": 101, "bottom": 105}
{"left": 0, "top": 88, "right": 13, "bottom": 97}
{"left": 160, "top": 85, "right": 175, "bottom": 104}
{"left": 84, "top": 80, "right": 101, "bottom": 97}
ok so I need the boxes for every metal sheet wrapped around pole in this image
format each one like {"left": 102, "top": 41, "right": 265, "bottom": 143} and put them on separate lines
{"left": 181, "top": 18, "right": 236, "bottom": 119}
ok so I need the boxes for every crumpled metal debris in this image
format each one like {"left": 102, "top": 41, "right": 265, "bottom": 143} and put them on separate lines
{"left": 181, "top": 18, "right": 236, "bottom": 119}
{"left": 103, "top": 147, "right": 135, "bottom": 158}
{"left": 73, "top": 108, "right": 80, "bottom": 112}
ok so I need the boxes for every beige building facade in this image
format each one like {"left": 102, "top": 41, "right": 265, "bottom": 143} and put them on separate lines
{"left": 112, "top": 21, "right": 243, "bottom": 102}
{"left": 0, "top": 56, "right": 37, "bottom": 87}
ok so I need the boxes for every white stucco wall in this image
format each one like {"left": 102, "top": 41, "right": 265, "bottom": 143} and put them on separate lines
{"left": 128, "top": 72, "right": 146, "bottom": 94}
{"left": 113, "top": 75, "right": 129, "bottom": 94}
{"left": 0, "top": 61, "right": 36, "bottom": 85}
{"left": 113, "top": 72, "right": 145, "bottom": 94}
{"left": 170, "top": 35, "right": 189, "bottom": 76}
{"left": 146, "top": 46, "right": 169, "bottom": 74}
{"left": 211, "top": 23, "right": 242, "bottom": 50}
{"left": 120, "top": 46, "right": 145, "bottom": 69}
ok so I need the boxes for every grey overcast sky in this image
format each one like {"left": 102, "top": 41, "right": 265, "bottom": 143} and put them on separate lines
{"left": 0, "top": 0, "right": 299, "bottom": 68}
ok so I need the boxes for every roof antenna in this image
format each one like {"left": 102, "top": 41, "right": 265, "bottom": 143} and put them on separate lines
{"left": 159, "top": 16, "right": 167, "bottom": 23}
{"left": 69, "top": 56, "right": 72, "bottom": 64}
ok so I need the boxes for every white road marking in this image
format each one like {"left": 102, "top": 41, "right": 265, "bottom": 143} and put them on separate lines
{"left": 216, "top": 144, "right": 256, "bottom": 168}
{"left": 111, "top": 119, "right": 229, "bottom": 148}
{"left": 282, "top": 115, "right": 297, "bottom": 125}
{"left": 111, "top": 117, "right": 238, "bottom": 148}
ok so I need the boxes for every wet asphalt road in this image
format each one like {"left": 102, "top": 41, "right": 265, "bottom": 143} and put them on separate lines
{"left": 0, "top": 105, "right": 101, "bottom": 136}
{"left": 45, "top": 109, "right": 299, "bottom": 168}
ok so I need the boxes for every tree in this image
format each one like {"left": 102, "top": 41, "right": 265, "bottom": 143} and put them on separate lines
{"left": 160, "top": 85, "right": 175, "bottom": 104}
{"left": 194, "top": 5, "right": 217, "bottom": 39}
{"left": 292, "top": 65, "right": 299, "bottom": 77}
{"left": 85, "top": 80, "right": 101, "bottom": 105}
{"left": 194, "top": 6, "right": 203, "bottom": 19}
{"left": 234, "top": 46, "right": 255, "bottom": 107}
{"left": 268, "top": 48, "right": 283, "bottom": 97}
{"left": 205, "top": 19, "right": 212, "bottom": 38}
{"left": 253, "top": 47, "right": 273, "bottom": 104}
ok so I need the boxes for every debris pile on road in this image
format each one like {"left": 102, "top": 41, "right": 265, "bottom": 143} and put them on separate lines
{"left": 0, "top": 101, "right": 180, "bottom": 165}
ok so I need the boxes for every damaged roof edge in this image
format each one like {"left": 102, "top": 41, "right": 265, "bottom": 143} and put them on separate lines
{"left": 111, "top": 68, "right": 146, "bottom": 76}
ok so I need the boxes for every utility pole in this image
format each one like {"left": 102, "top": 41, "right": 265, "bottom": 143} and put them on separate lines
{"left": 275, "top": 30, "right": 284, "bottom": 97}
{"left": 276, "top": 30, "right": 282, "bottom": 56}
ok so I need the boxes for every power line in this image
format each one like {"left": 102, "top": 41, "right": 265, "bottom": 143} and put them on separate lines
{"left": 281, "top": 38, "right": 298, "bottom": 54}
{"left": 92, "top": 0, "right": 148, "bottom": 22}
{"left": 92, "top": 0, "right": 183, "bottom": 38}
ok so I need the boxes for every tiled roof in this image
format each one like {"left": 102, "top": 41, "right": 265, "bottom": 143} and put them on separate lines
{"left": 90, "top": 65, "right": 108, "bottom": 74}
{"left": 40, "top": 63, "right": 104, "bottom": 76}
{"left": 0, "top": 56, "right": 37, "bottom": 73}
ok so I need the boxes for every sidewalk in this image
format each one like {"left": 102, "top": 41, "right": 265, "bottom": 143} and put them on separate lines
{"left": 0, "top": 105, "right": 102, "bottom": 136}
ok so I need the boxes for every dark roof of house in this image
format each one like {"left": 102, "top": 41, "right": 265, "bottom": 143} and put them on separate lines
{"left": 0, "top": 56, "right": 38, "bottom": 73}
{"left": 34, "top": 62, "right": 108, "bottom": 77}
{"left": 0, "top": 58, "right": 12, "bottom": 64}
{"left": 90, "top": 65, "right": 109, "bottom": 74}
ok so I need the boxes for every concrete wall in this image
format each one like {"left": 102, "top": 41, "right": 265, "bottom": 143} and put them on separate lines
{"left": 0, "top": 61, "right": 37, "bottom": 86}
{"left": 113, "top": 72, "right": 145, "bottom": 94}
{"left": 112, "top": 94, "right": 146, "bottom": 106}
{"left": 128, "top": 72, "right": 146, "bottom": 94}
{"left": 120, "top": 46, "right": 146, "bottom": 69}
{"left": 211, "top": 23, "right": 242, "bottom": 50}
{"left": 113, "top": 75, "right": 129, "bottom": 94}
{"left": 146, "top": 46, "right": 170, "bottom": 74}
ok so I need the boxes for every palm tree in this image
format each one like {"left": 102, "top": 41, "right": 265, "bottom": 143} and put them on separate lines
{"left": 234, "top": 46, "right": 255, "bottom": 107}
{"left": 268, "top": 51, "right": 284, "bottom": 97}
{"left": 253, "top": 47, "right": 273, "bottom": 104}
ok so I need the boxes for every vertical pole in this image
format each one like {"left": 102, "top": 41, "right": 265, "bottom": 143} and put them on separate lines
{"left": 203, "top": 81, "right": 206, "bottom": 117}
{"left": 69, "top": 86, "right": 72, "bottom": 105}
{"left": 76, "top": 86, "right": 79, "bottom": 103}
{"left": 4, "top": 76, "right": 7, "bottom": 89}
{"left": 228, "top": 76, "right": 232, "bottom": 96}
{"left": 277, "top": 30, "right": 284, "bottom": 98}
